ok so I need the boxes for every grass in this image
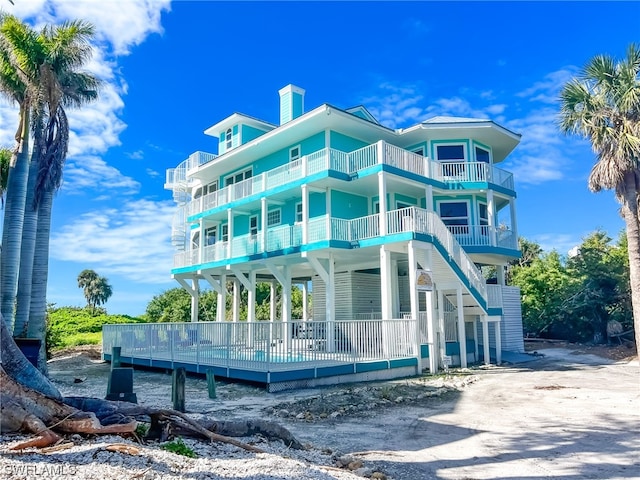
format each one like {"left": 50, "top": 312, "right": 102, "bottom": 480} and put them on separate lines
{"left": 161, "top": 437, "right": 197, "bottom": 458}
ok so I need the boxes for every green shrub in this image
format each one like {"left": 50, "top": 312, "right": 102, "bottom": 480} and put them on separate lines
{"left": 46, "top": 306, "right": 147, "bottom": 352}
{"left": 161, "top": 437, "right": 197, "bottom": 458}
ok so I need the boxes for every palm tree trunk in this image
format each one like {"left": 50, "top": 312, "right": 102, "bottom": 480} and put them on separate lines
{"left": 13, "top": 147, "right": 40, "bottom": 337}
{"left": 621, "top": 171, "right": 640, "bottom": 360}
{"left": 28, "top": 189, "right": 54, "bottom": 373}
{"left": 1, "top": 108, "right": 30, "bottom": 334}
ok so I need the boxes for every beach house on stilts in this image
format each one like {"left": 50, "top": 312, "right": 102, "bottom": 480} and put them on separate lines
{"left": 103, "top": 85, "right": 524, "bottom": 391}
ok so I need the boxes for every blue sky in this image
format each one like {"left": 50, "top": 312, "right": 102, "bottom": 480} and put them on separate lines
{"left": 1, "top": 1, "right": 638, "bottom": 316}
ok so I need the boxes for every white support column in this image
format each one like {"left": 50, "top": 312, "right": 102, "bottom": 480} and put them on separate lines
{"left": 495, "top": 320, "right": 502, "bottom": 365}
{"left": 496, "top": 265, "right": 506, "bottom": 285}
{"left": 380, "top": 246, "right": 393, "bottom": 320}
{"left": 482, "top": 315, "right": 490, "bottom": 365}
{"left": 302, "top": 281, "right": 309, "bottom": 322}
{"left": 378, "top": 171, "right": 388, "bottom": 236}
{"left": 302, "top": 184, "right": 309, "bottom": 244}
{"left": 487, "top": 189, "right": 496, "bottom": 246}
{"left": 509, "top": 198, "right": 518, "bottom": 241}
{"left": 261, "top": 197, "right": 268, "bottom": 251}
{"left": 227, "top": 208, "right": 234, "bottom": 258}
{"left": 247, "top": 271, "right": 256, "bottom": 347}
{"left": 217, "top": 274, "right": 227, "bottom": 322}
{"left": 326, "top": 255, "right": 335, "bottom": 352}
{"left": 426, "top": 290, "right": 436, "bottom": 373}
{"left": 325, "top": 188, "right": 332, "bottom": 240}
{"left": 198, "top": 222, "right": 204, "bottom": 264}
{"left": 456, "top": 286, "right": 467, "bottom": 368}
{"left": 281, "top": 266, "right": 292, "bottom": 351}
{"left": 232, "top": 279, "right": 240, "bottom": 322}
{"left": 270, "top": 281, "right": 277, "bottom": 321}
{"left": 473, "top": 317, "right": 479, "bottom": 361}
{"left": 407, "top": 242, "right": 421, "bottom": 372}
{"left": 391, "top": 257, "right": 399, "bottom": 317}
{"left": 437, "top": 289, "right": 446, "bottom": 366}
{"left": 191, "top": 278, "right": 199, "bottom": 323}
{"left": 425, "top": 185, "right": 434, "bottom": 212}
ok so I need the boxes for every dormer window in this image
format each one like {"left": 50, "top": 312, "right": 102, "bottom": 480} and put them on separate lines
{"left": 225, "top": 128, "right": 233, "bottom": 150}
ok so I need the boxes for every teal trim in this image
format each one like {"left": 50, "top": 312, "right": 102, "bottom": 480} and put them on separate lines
{"left": 463, "top": 246, "right": 520, "bottom": 257}
{"left": 389, "top": 358, "right": 418, "bottom": 369}
{"left": 270, "top": 368, "right": 316, "bottom": 382}
{"left": 445, "top": 340, "right": 476, "bottom": 355}
{"left": 356, "top": 360, "right": 388, "bottom": 373}
{"left": 316, "top": 364, "right": 354, "bottom": 378}
{"left": 487, "top": 307, "right": 502, "bottom": 316}
{"left": 228, "top": 368, "right": 268, "bottom": 383}
{"left": 420, "top": 344, "right": 430, "bottom": 358}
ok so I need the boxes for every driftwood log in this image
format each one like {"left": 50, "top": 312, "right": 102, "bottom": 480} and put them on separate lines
{"left": 1, "top": 316, "right": 303, "bottom": 451}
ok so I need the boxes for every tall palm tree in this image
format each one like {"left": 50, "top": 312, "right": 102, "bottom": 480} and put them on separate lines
{"left": 24, "top": 21, "right": 99, "bottom": 370}
{"left": 0, "top": 14, "right": 37, "bottom": 333}
{"left": 558, "top": 44, "right": 640, "bottom": 358}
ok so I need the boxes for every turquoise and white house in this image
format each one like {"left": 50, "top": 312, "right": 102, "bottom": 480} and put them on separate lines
{"left": 103, "top": 85, "right": 524, "bottom": 391}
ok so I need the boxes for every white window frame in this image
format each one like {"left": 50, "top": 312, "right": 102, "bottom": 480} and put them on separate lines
{"left": 267, "top": 208, "right": 281, "bottom": 227}
{"left": 478, "top": 202, "right": 489, "bottom": 226}
{"left": 289, "top": 145, "right": 301, "bottom": 162}
{"left": 225, "top": 128, "right": 233, "bottom": 150}
{"left": 438, "top": 200, "right": 470, "bottom": 231}
{"left": 435, "top": 143, "right": 468, "bottom": 178}
{"left": 221, "top": 224, "right": 229, "bottom": 242}
{"left": 225, "top": 168, "right": 253, "bottom": 186}
{"left": 205, "top": 226, "right": 217, "bottom": 246}
{"left": 249, "top": 215, "right": 259, "bottom": 236}
{"left": 474, "top": 145, "right": 491, "bottom": 164}
{"left": 295, "top": 202, "right": 303, "bottom": 223}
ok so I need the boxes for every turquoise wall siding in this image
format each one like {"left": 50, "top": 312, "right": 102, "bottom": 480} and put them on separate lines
{"left": 349, "top": 110, "right": 369, "bottom": 121}
{"left": 332, "top": 190, "right": 368, "bottom": 219}
{"left": 242, "top": 125, "right": 268, "bottom": 144}
{"left": 292, "top": 92, "right": 304, "bottom": 120}
{"left": 330, "top": 131, "right": 368, "bottom": 152}
{"left": 252, "top": 132, "right": 325, "bottom": 175}
{"left": 310, "top": 192, "right": 326, "bottom": 217}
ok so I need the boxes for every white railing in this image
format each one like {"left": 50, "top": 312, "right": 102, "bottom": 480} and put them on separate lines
{"left": 441, "top": 161, "right": 514, "bottom": 189}
{"left": 384, "top": 144, "right": 428, "bottom": 177}
{"left": 187, "top": 151, "right": 218, "bottom": 171}
{"left": 349, "top": 213, "right": 380, "bottom": 240}
{"left": 487, "top": 285, "right": 503, "bottom": 308}
{"left": 349, "top": 144, "right": 378, "bottom": 172}
{"left": 103, "top": 318, "right": 419, "bottom": 374}
{"left": 443, "top": 296, "right": 458, "bottom": 342}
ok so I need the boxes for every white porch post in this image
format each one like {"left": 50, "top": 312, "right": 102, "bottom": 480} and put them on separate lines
{"left": 437, "top": 289, "right": 446, "bottom": 366}
{"left": 326, "top": 255, "right": 335, "bottom": 352}
{"left": 378, "top": 171, "right": 388, "bottom": 236}
{"left": 198, "top": 222, "right": 204, "bottom": 264}
{"left": 407, "top": 242, "right": 421, "bottom": 372}
{"left": 191, "top": 278, "right": 199, "bottom": 323}
{"left": 281, "top": 266, "right": 292, "bottom": 351}
{"left": 496, "top": 265, "right": 506, "bottom": 285}
{"left": 473, "top": 317, "right": 479, "bottom": 361}
{"left": 509, "top": 198, "right": 518, "bottom": 241}
{"left": 380, "top": 246, "right": 393, "bottom": 359}
{"left": 261, "top": 197, "right": 268, "bottom": 251}
{"left": 227, "top": 208, "right": 234, "bottom": 258}
{"left": 247, "top": 270, "right": 256, "bottom": 347}
{"left": 391, "top": 257, "right": 399, "bottom": 317}
{"left": 270, "top": 281, "right": 277, "bottom": 321}
{"left": 495, "top": 319, "right": 502, "bottom": 364}
{"left": 487, "top": 189, "right": 496, "bottom": 246}
{"left": 325, "top": 188, "right": 332, "bottom": 240}
{"left": 482, "top": 315, "right": 490, "bottom": 365}
{"left": 302, "top": 184, "right": 309, "bottom": 244}
{"left": 425, "top": 185, "right": 434, "bottom": 212}
{"left": 232, "top": 279, "right": 240, "bottom": 322}
{"left": 302, "top": 281, "right": 309, "bottom": 322}
{"left": 456, "top": 286, "right": 467, "bottom": 368}
{"left": 217, "top": 274, "right": 227, "bottom": 322}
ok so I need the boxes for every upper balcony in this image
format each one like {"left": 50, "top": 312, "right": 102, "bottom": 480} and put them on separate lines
{"left": 183, "top": 142, "right": 515, "bottom": 220}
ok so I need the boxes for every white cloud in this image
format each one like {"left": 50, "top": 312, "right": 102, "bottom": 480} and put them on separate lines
{"left": 63, "top": 155, "right": 140, "bottom": 195}
{"left": 146, "top": 168, "right": 160, "bottom": 178}
{"left": 516, "top": 68, "right": 578, "bottom": 104}
{"left": 127, "top": 150, "right": 144, "bottom": 160}
{"left": 50, "top": 199, "right": 175, "bottom": 284}
{"left": 531, "top": 233, "right": 584, "bottom": 256}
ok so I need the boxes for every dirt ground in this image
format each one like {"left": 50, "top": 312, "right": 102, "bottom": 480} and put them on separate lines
{"left": 45, "top": 343, "right": 640, "bottom": 480}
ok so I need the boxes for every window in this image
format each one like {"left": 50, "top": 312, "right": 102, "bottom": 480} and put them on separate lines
{"left": 436, "top": 144, "right": 466, "bottom": 177}
{"left": 225, "top": 168, "right": 252, "bottom": 186}
{"left": 193, "top": 181, "right": 218, "bottom": 200}
{"left": 267, "top": 209, "right": 281, "bottom": 227}
{"left": 479, "top": 203, "right": 489, "bottom": 226}
{"left": 221, "top": 224, "right": 228, "bottom": 242}
{"left": 295, "top": 202, "right": 303, "bottom": 223}
{"left": 290, "top": 145, "right": 301, "bottom": 162}
{"left": 412, "top": 147, "right": 424, "bottom": 156}
{"left": 225, "top": 128, "right": 232, "bottom": 150}
{"left": 205, "top": 226, "right": 217, "bottom": 246}
{"left": 475, "top": 146, "right": 490, "bottom": 163}
{"left": 249, "top": 215, "right": 258, "bottom": 236}
{"left": 439, "top": 202, "right": 469, "bottom": 233}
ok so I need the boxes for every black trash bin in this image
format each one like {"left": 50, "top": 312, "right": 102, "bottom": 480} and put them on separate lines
{"left": 14, "top": 338, "right": 42, "bottom": 367}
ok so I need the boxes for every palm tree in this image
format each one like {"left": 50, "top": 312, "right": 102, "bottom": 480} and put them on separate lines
{"left": 558, "top": 44, "right": 640, "bottom": 358}
{"left": 0, "top": 148, "right": 11, "bottom": 203}
{"left": 26, "top": 21, "right": 99, "bottom": 370}
{"left": 77, "top": 269, "right": 112, "bottom": 314}
{"left": 0, "top": 14, "right": 37, "bottom": 333}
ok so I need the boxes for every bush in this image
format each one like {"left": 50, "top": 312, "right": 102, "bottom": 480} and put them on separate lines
{"left": 46, "top": 306, "right": 146, "bottom": 352}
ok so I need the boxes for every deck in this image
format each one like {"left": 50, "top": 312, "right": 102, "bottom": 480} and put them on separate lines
{"left": 102, "top": 319, "right": 424, "bottom": 391}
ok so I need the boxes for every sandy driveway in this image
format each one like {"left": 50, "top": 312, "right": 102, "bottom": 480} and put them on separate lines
{"left": 281, "top": 348, "right": 640, "bottom": 480}
{"left": 44, "top": 346, "right": 640, "bottom": 480}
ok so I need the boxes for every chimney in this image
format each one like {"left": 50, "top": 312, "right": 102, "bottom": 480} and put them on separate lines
{"left": 278, "top": 84, "right": 305, "bottom": 125}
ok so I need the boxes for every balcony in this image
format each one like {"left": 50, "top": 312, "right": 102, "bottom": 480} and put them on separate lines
{"left": 175, "top": 207, "right": 513, "bottom": 302}
{"left": 183, "top": 142, "right": 515, "bottom": 220}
